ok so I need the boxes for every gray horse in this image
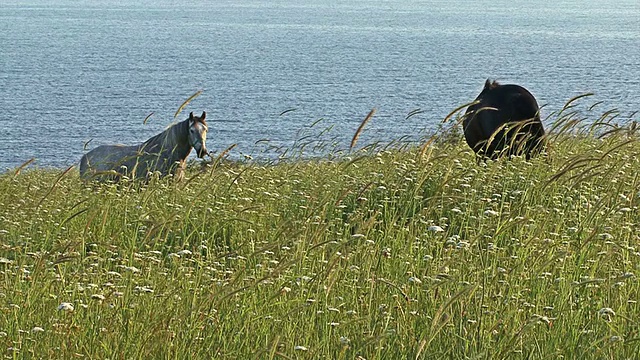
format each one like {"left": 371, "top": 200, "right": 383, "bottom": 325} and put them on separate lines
{"left": 80, "top": 112, "right": 208, "bottom": 182}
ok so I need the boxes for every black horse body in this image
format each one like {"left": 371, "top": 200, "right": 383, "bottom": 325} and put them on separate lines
{"left": 463, "top": 80, "right": 546, "bottom": 160}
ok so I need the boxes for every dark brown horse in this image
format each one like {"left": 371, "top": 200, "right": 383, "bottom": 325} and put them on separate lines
{"left": 80, "top": 112, "right": 209, "bottom": 182}
{"left": 463, "top": 80, "right": 546, "bottom": 160}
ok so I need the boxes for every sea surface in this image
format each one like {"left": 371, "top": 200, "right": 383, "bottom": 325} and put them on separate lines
{"left": 1, "top": 0, "right": 639, "bottom": 171}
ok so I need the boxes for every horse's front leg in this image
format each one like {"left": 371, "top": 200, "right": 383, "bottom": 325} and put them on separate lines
{"left": 174, "top": 160, "right": 187, "bottom": 182}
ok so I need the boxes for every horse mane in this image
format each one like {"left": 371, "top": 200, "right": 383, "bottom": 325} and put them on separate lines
{"left": 143, "top": 119, "right": 189, "bottom": 151}
{"left": 484, "top": 79, "right": 501, "bottom": 90}
{"left": 142, "top": 112, "right": 206, "bottom": 152}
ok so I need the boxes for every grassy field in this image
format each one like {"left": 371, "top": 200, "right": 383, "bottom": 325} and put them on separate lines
{"left": 1, "top": 103, "right": 640, "bottom": 359}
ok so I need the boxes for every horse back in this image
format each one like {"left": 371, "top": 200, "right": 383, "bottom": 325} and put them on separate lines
{"left": 79, "top": 144, "right": 140, "bottom": 181}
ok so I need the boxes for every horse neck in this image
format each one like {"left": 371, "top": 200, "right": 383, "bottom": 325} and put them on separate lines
{"left": 144, "top": 119, "right": 192, "bottom": 162}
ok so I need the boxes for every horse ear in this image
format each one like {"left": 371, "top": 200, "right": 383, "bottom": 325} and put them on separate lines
{"left": 201, "top": 111, "right": 206, "bottom": 121}
{"left": 484, "top": 79, "right": 492, "bottom": 89}
{"left": 189, "top": 112, "right": 194, "bottom": 121}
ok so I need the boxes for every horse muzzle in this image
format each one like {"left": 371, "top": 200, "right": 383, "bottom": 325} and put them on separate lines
{"left": 196, "top": 147, "right": 208, "bottom": 158}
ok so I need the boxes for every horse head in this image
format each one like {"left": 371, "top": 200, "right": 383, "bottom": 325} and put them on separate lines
{"left": 188, "top": 111, "right": 208, "bottom": 158}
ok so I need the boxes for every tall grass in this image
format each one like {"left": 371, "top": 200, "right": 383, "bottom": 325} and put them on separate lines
{"left": 0, "top": 99, "right": 639, "bottom": 359}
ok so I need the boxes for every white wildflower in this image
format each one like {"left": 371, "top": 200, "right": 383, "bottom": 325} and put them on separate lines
{"left": 599, "top": 233, "right": 613, "bottom": 240}
{"left": 134, "top": 286, "right": 154, "bottom": 293}
{"left": 456, "top": 240, "right": 470, "bottom": 249}
{"left": 125, "top": 266, "right": 140, "bottom": 273}
{"left": 609, "top": 335, "right": 623, "bottom": 343}
{"left": 294, "top": 346, "right": 308, "bottom": 351}
{"left": 31, "top": 327, "right": 45, "bottom": 333}
{"left": 598, "top": 307, "right": 615, "bottom": 321}
{"left": 484, "top": 210, "right": 499, "bottom": 217}
{"left": 428, "top": 225, "right": 444, "bottom": 233}
{"left": 533, "top": 315, "right": 551, "bottom": 324}
{"left": 57, "top": 302, "right": 74, "bottom": 311}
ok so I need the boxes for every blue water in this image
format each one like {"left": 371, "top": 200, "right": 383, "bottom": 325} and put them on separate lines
{"left": 1, "top": 0, "right": 639, "bottom": 170}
